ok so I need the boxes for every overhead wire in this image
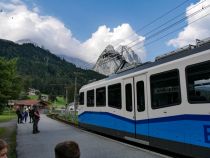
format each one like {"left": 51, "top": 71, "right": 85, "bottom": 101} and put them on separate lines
{"left": 123, "top": 0, "right": 207, "bottom": 48}
{"left": 96, "top": 7, "right": 210, "bottom": 67}
{"left": 94, "top": 0, "right": 206, "bottom": 67}
{"left": 113, "top": 0, "right": 191, "bottom": 49}
{"left": 134, "top": 11, "right": 210, "bottom": 53}
{"left": 129, "top": 4, "right": 210, "bottom": 50}
{"left": 94, "top": 0, "right": 209, "bottom": 68}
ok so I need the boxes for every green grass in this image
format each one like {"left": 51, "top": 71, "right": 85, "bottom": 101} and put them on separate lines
{"left": 57, "top": 112, "right": 78, "bottom": 124}
{"left": 0, "top": 127, "right": 6, "bottom": 137}
{"left": 2, "top": 110, "right": 16, "bottom": 115}
{"left": 0, "top": 110, "right": 17, "bottom": 158}
{"left": 28, "top": 95, "right": 38, "bottom": 100}
{"left": 54, "top": 96, "right": 66, "bottom": 107}
{"left": 0, "top": 127, "right": 16, "bottom": 158}
{"left": 0, "top": 112, "right": 16, "bottom": 123}
{"left": 8, "top": 129, "right": 16, "bottom": 158}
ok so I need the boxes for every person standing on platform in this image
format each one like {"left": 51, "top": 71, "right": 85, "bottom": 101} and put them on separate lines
{"left": 16, "top": 108, "right": 22, "bottom": 124}
{"left": 29, "top": 107, "right": 33, "bottom": 123}
{"left": 32, "top": 106, "right": 40, "bottom": 134}
{"left": 21, "top": 108, "right": 24, "bottom": 123}
{"left": 24, "top": 108, "right": 28, "bottom": 123}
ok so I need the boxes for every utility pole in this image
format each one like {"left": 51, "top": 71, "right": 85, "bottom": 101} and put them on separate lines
{"left": 49, "top": 83, "right": 66, "bottom": 109}
{"left": 65, "top": 86, "right": 68, "bottom": 105}
{"left": 64, "top": 85, "right": 73, "bottom": 105}
{"left": 64, "top": 84, "right": 68, "bottom": 120}
{"left": 73, "top": 77, "right": 77, "bottom": 121}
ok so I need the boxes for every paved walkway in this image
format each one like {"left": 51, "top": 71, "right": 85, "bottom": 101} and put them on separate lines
{"left": 16, "top": 114, "right": 170, "bottom": 158}
{"left": 0, "top": 119, "right": 16, "bottom": 128}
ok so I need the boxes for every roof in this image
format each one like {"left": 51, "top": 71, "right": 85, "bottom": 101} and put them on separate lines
{"left": 15, "top": 100, "right": 40, "bottom": 106}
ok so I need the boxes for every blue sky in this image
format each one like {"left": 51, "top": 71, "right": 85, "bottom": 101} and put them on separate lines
{"left": 29, "top": 0, "right": 196, "bottom": 40}
{"left": 1, "top": 0, "right": 210, "bottom": 64}
{"left": 24, "top": 0, "right": 198, "bottom": 60}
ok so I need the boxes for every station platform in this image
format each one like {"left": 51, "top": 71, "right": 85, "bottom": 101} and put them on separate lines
{"left": 17, "top": 114, "right": 171, "bottom": 158}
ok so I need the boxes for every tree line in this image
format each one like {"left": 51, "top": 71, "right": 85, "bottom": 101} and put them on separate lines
{"left": 0, "top": 39, "right": 105, "bottom": 105}
{"left": 0, "top": 58, "right": 22, "bottom": 113}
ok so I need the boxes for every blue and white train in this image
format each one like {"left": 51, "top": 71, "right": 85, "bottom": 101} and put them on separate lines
{"left": 78, "top": 38, "right": 210, "bottom": 158}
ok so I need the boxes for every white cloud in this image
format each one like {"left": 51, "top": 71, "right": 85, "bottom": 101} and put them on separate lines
{"left": 168, "top": 0, "right": 210, "bottom": 47}
{"left": 82, "top": 24, "right": 146, "bottom": 62}
{"left": 0, "top": 0, "right": 146, "bottom": 64}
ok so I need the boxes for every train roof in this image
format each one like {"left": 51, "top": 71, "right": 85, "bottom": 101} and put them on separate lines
{"left": 81, "top": 38, "right": 210, "bottom": 90}
{"left": 110, "top": 38, "right": 210, "bottom": 78}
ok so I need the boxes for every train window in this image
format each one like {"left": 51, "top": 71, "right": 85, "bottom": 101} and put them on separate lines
{"left": 125, "top": 84, "right": 132, "bottom": 112}
{"left": 150, "top": 69, "right": 181, "bottom": 109}
{"left": 87, "top": 89, "right": 94, "bottom": 107}
{"left": 79, "top": 92, "right": 84, "bottom": 105}
{"left": 96, "top": 87, "right": 106, "bottom": 106}
{"left": 108, "top": 83, "right": 122, "bottom": 109}
{"left": 136, "top": 81, "right": 145, "bottom": 112}
{"left": 186, "top": 60, "right": 210, "bottom": 103}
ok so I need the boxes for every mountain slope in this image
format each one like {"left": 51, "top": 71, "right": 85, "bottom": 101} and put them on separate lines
{"left": 59, "top": 54, "right": 93, "bottom": 69}
{"left": 0, "top": 39, "right": 105, "bottom": 99}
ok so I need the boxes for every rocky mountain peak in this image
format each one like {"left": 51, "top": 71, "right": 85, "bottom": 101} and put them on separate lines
{"left": 118, "top": 45, "right": 141, "bottom": 64}
{"left": 104, "top": 44, "right": 115, "bottom": 52}
{"left": 93, "top": 44, "right": 141, "bottom": 76}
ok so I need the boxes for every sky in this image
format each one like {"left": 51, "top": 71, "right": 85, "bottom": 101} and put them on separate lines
{"left": 0, "top": 0, "right": 210, "bottom": 65}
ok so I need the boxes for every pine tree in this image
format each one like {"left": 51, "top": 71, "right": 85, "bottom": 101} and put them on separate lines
{"left": 0, "top": 57, "right": 22, "bottom": 113}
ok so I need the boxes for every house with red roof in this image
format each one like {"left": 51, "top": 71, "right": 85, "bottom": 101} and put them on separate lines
{"left": 14, "top": 99, "right": 49, "bottom": 109}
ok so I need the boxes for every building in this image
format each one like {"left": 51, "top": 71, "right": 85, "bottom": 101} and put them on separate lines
{"left": 14, "top": 99, "right": 49, "bottom": 109}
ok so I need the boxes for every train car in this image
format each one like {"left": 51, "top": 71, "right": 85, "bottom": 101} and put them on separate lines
{"left": 78, "top": 38, "right": 210, "bottom": 158}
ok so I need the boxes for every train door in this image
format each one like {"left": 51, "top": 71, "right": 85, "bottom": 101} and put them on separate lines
{"left": 134, "top": 74, "right": 149, "bottom": 145}
{"left": 123, "top": 78, "right": 136, "bottom": 138}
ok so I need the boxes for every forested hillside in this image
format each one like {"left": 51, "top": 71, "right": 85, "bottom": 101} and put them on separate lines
{"left": 0, "top": 39, "right": 105, "bottom": 101}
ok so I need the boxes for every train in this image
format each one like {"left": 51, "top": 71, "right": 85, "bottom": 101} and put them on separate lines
{"left": 78, "top": 38, "right": 210, "bottom": 158}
